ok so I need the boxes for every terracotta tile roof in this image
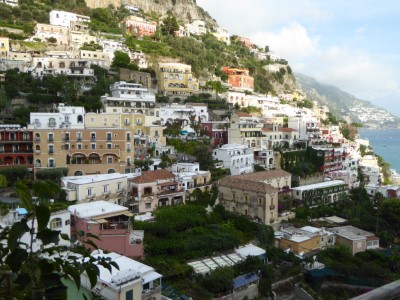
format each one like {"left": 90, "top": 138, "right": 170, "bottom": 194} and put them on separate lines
{"left": 235, "top": 112, "right": 252, "bottom": 118}
{"left": 219, "top": 177, "right": 278, "bottom": 193}
{"left": 231, "top": 170, "right": 291, "bottom": 182}
{"left": 131, "top": 169, "right": 175, "bottom": 184}
{"left": 281, "top": 128, "right": 297, "bottom": 132}
{"left": 186, "top": 102, "right": 207, "bottom": 107}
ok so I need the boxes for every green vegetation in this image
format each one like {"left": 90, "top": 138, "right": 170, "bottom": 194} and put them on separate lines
{"left": 0, "top": 180, "right": 117, "bottom": 299}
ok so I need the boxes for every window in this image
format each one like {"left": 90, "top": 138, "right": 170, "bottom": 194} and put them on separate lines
{"left": 117, "top": 182, "right": 122, "bottom": 191}
{"left": 107, "top": 156, "right": 113, "bottom": 163}
{"left": 91, "top": 143, "right": 96, "bottom": 150}
{"left": 87, "top": 188, "right": 93, "bottom": 196}
{"left": 50, "top": 218, "right": 62, "bottom": 229}
{"left": 258, "top": 198, "right": 262, "bottom": 205}
{"left": 103, "top": 185, "right": 108, "bottom": 193}
{"left": 48, "top": 133, "right": 54, "bottom": 142}
{"left": 145, "top": 203, "right": 151, "bottom": 209}
{"left": 107, "top": 143, "right": 112, "bottom": 149}
{"left": 48, "top": 118, "right": 56, "bottom": 127}
{"left": 77, "top": 143, "right": 82, "bottom": 150}
{"left": 244, "top": 195, "right": 248, "bottom": 203}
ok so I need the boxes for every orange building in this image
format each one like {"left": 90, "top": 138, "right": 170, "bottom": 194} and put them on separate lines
{"left": 223, "top": 67, "right": 254, "bottom": 91}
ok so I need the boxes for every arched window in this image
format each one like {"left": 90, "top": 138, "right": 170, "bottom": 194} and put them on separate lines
{"left": 108, "top": 169, "right": 115, "bottom": 174}
{"left": 74, "top": 170, "right": 83, "bottom": 176}
{"left": 77, "top": 115, "right": 83, "bottom": 123}
{"left": 50, "top": 218, "right": 62, "bottom": 229}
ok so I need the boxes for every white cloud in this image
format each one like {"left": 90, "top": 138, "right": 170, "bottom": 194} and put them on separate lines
{"left": 249, "top": 23, "right": 320, "bottom": 61}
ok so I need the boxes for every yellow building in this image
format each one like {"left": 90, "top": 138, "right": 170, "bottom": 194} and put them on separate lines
{"left": 33, "top": 127, "right": 135, "bottom": 176}
{"left": 156, "top": 62, "right": 199, "bottom": 96}
{"left": 278, "top": 235, "right": 320, "bottom": 255}
{"left": 0, "top": 37, "right": 10, "bottom": 57}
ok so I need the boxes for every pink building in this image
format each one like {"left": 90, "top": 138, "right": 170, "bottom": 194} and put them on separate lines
{"left": 123, "top": 16, "right": 157, "bottom": 37}
{"left": 235, "top": 36, "right": 253, "bottom": 49}
{"left": 128, "top": 169, "right": 186, "bottom": 214}
{"left": 68, "top": 201, "right": 144, "bottom": 259}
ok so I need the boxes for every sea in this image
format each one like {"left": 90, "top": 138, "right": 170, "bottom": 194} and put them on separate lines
{"left": 359, "top": 129, "right": 400, "bottom": 173}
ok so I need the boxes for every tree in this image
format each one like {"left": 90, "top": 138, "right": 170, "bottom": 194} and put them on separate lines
{"left": 111, "top": 50, "right": 131, "bottom": 69}
{"left": 0, "top": 181, "right": 118, "bottom": 299}
{"left": 134, "top": 158, "right": 154, "bottom": 171}
{"left": 160, "top": 14, "right": 179, "bottom": 36}
{"left": 200, "top": 267, "right": 234, "bottom": 295}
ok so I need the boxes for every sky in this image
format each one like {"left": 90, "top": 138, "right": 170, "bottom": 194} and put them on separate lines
{"left": 197, "top": 0, "right": 400, "bottom": 116}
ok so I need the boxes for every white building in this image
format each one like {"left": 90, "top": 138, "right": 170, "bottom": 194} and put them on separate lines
{"left": 171, "top": 162, "right": 211, "bottom": 192}
{"left": 61, "top": 173, "right": 129, "bottom": 204}
{"left": 0, "top": 208, "right": 71, "bottom": 252}
{"left": 32, "top": 23, "right": 69, "bottom": 46}
{"left": 359, "top": 155, "right": 381, "bottom": 185}
{"left": 101, "top": 81, "right": 156, "bottom": 115}
{"left": 213, "top": 144, "right": 254, "bottom": 175}
{"left": 97, "top": 39, "right": 129, "bottom": 60}
{"left": 154, "top": 103, "right": 208, "bottom": 127}
{"left": 1, "top": 0, "right": 18, "bottom": 6}
{"left": 288, "top": 116, "right": 321, "bottom": 141}
{"left": 185, "top": 19, "right": 207, "bottom": 35}
{"left": 82, "top": 250, "right": 162, "bottom": 300}
{"left": 50, "top": 10, "right": 91, "bottom": 28}
{"left": 28, "top": 103, "right": 85, "bottom": 130}
{"left": 212, "top": 27, "right": 230, "bottom": 45}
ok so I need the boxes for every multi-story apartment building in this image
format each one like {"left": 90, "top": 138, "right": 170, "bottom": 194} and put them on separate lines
{"left": 291, "top": 180, "right": 347, "bottom": 207}
{"left": 288, "top": 116, "right": 321, "bottom": 142}
{"left": 171, "top": 162, "right": 212, "bottom": 195}
{"left": 128, "top": 169, "right": 186, "bottom": 213}
{"left": 155, "top": 62, "right": 199, "bottom": 96}
{"left": 200, "top": 121, "right": 229, "bottom": 147}
{"left": 79, "top": 50, "right": 110, "bottom": 68}
{"left": 122, "top": 16, "right": 157, "bottom": 37}
{"left": 49, "top": 10, "right": 91, "bottom": 28}
{"left": 32, "top": 23, "right": 69, "bottom": 46}
{"left": 223, "top": 67, "right": 254, "bottom": 91}
{"left": 0, "top": 125, "right": 33, "bottom": 171}
{"left": 29, "top": 104, "right": 136, "bottom": 176}
{"left": 218, "top": 175, "right": 278, "bottom": 225}
{"left": 101, "top": 81, "right": 156, "bottom": 115}
{"left": 154, "top": 103, "right": 208, "bottom": 126}
{"left": 0, "top": 0, "right": 18, "bottom": 7}
{"left": 213, "top": 144, "right": 254, "bottom": 176}
{"left": 218, "top": 170, "right": 291, "bottom": 224}
{"left": 308, "top": 146, "right": 350, "bottom": 174}
{"left": 61, "top": 173, "right": 129, "bottom": 204}
{"left": 68, "top": 201, "right": 144, "bottom": 259}
{"left": 184, "top": 19, "right": 207, "bottom": 35}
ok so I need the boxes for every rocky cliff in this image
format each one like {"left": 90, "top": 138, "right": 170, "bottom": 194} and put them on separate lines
{"left": 85, "top": 0, "right": 217, "bottom": 26}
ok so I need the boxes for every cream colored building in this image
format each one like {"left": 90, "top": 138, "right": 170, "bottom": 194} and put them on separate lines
{"left": 32, "top": 23, "right": 69, "bottom": 46}
{"left": 156, "top": 62, "right": 199, "bottom": 96}
{"left": 0, "top": 37, "right": 10, "bottom": 57}
{"left": 218, "top": 176, "right": 279, "bottom": 225}
{"left": 61, "top": 173, "right": 129, "bottom": 204}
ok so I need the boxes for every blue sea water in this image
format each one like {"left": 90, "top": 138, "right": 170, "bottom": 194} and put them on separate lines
{"left": 359, "top": 129, "right": 400, "bottom": 173}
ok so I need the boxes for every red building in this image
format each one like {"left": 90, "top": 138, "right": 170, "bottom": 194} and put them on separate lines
{"left": 201, "top": 121, "right": 229, "bottom": 147}
{"left": 0, "top": 125, "right": 33, "bottom": 171}
{"left": 222, "top": 67, "right": 254, "bottom": 91}
{"left": 123, "top": 16, "right": 157, "bottom": 37}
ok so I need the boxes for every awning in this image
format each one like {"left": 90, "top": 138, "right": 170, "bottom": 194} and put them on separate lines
{"left": 142, "top": 271, "right": 162, "bottom": 284}
{"left": 123, "top": 212, "right": 134, "bottom": 217}
{"left": 92, "top": 211, "right": 130, "bottom": 220}
{"left": 95, "top": 219, "right": 108, "bottom": 224}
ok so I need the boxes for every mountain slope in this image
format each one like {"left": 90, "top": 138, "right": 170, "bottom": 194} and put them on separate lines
{"left": 295, "top": 73, "right": 400, "bottom": 128}
{"left": 85, "top": 0, "right": 217, "bottom": 26}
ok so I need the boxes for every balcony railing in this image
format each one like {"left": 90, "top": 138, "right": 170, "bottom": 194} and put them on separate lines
{"left": 157, "top": 188, "right": 183, "bottom": 196}
{"left": 34, "top": 137, "right": 41, "bottom": 142}
{"left": 48, "top": 149, "right": 54, "bottom": 154}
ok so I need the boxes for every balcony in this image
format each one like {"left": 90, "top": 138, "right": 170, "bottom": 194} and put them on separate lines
{"left": 48, "top": 149, "right": 54, "bottom": 154}
{"left": 142, "top": 286, "right": 161, "bottom": 299}
{"left": 35, "top": 150, "right": 41, "bottom": 154}
{"left": 157, "top": 188, "right": 184, "bottom": 196}
{"left": 34, "top": 137, "right": 41, "bottom": 142}
{"left": 91, "top": 137, "right": 96, "bottom": 142}
{"left": 48, "top": 138, "right": 54, "bottom": 142}
{"left": 76, "top": 137, "right": 82, "bottom": 142}
{"left": 102, "top": 190, "right": 111, "bottom": 196}
{"left": 47, "top": 123, "right": 56, "bottom": 128}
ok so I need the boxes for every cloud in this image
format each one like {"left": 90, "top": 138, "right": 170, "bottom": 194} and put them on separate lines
{"left": 249, "top": 23, "right": 320, "bottom": 61}
{"left": 308, "top": 46, "right": 399, "bottom": 99}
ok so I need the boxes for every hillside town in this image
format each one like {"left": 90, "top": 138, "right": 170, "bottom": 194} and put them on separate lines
{"left": 1, "top": 3, "right": 400, "bottom": 300}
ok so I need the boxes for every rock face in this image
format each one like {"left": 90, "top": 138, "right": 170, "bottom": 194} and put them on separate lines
{"left": 85, "top": 0, "right": 217, "bottom": 26}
